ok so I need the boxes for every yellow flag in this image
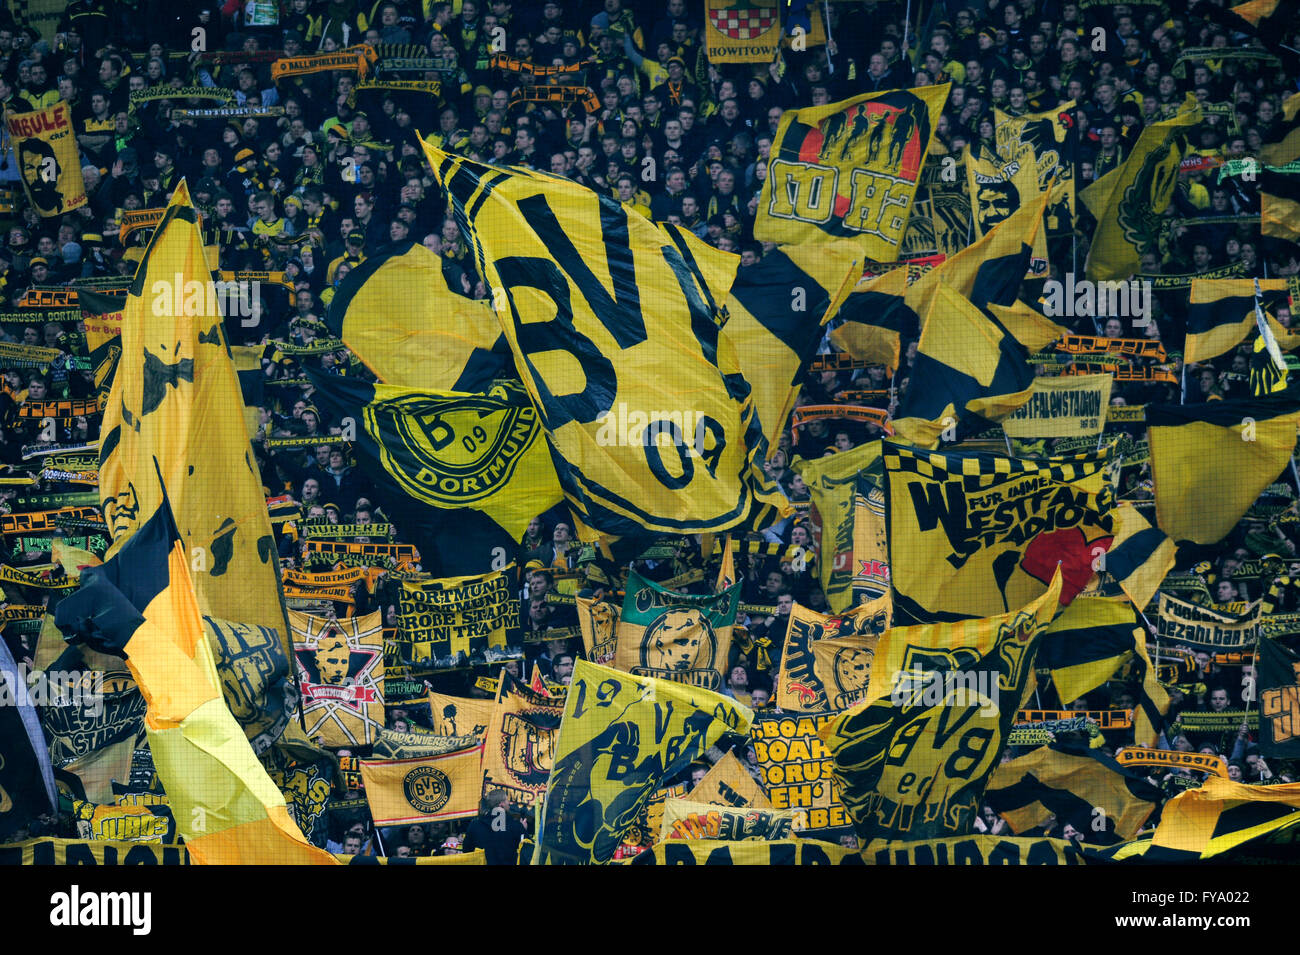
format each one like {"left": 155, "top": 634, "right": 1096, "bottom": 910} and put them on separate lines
{"left": 359, "top": 743, "right": 485, "bottom": 825}
{"left": 688, "top": 751, "right": 772, "bottom": 809}
{"left": 290, "top": 610, "right": 385, "bottom": 747}
{"left": 5, "top": 102, "right": 88, "bottom": 217}
{"left": 794, "top": 441, "right": 882, "bottom": 612}
{"left": 703, "top": 0, "right": 783, "bottom": 63}
{"left": 480, "top": 674, "right": 563, "bottom": 811}
{"left": 426, "top": 142, "right": 784, "bottom": 537}
{"left": 536, "top": 660, "right": 752, "bottom": 864}
{"left": 964, "top": 144, "right": 1050, "bottom": 277}
{"left": 98, "top": 182, "right": 289, "bottom": 653}
{"left": 1081, "top": 96, "right": 1202, "bottom": 281}
{"left": 756, "top": 85, "right": 950, "bottom": 258}
{"left": 323, "top": 241, "right": 505, "bottom": 392}
{"left": 821, "top": 571, "right": 1062, "bottom": 844}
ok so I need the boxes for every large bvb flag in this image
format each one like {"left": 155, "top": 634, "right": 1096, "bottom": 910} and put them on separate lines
{"left": 425, "top": 143, "right": 784, "bottom": 537}
{"left": 756, "top": 85, "right": 950, "bottom": 259}
{"left": 53, "top": 498, "right": 337, "bottom": 864}
{"left": 98, "top": 182, "right": 290, "bottom": 654}
{"left": 884, "top": 441, "right": 1114, "bottom": 624}
{"left": 535, "top": 661, "right": 752, "bottom": 865}
{"left": 821, "top": 572, "right": 1062, "bottom": 845}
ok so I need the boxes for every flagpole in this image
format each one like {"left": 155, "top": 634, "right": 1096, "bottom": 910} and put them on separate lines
{"left": 902, "top": 0, "right": 912, "bottom": 68}
{"left": 823, "top": 0, "right": 834, "bottom": 75}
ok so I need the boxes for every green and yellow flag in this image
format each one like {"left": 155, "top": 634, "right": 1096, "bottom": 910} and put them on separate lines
{"left": 535, "top": 660, "right": 752, "bottom": 864}
{"left": 756, "top": 85, "right": 950, "bottom": 258}
{"left": 883, "top": 440, "right": 1113, "bottom": 624}
{"left": 1147, "top": 400, "right": 1300, "bottom": 545}
{"left": 324, "top": 241, "right": 506, "bottom": 392}
{"left": 821, "top": 571, "right": 1062, "bottom": 844}
{"left": 98, "top": 182, "right": 289, "bottom": 655}
{"left": 425, "top": 143, "right": 785, "bottom": 537}
{"left": 1081, "top": 95, "right": 1202, "bottom": 281}
{"left": 721, "top": 242, "right": 861, "bottom": 450}
{"left": 613, "top": 569, "right": 741, "bottom": 691}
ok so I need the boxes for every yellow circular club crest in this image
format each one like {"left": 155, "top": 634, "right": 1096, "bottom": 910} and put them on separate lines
{"left": 402, "top": 765, "right": 451, "bottom": 814}
{"left": 364, "top": 393, "right": 538, "bottom": 506}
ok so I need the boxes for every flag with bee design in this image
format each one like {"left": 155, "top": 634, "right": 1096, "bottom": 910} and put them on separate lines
{"left": 613, "top": 570, "right": 740, "bottom": 691}
{"left": 481, "top": 673, "right": 564, "bottom": 810}
{"left": 291, "top": 610, "right": 385, "bottom": 747}
{"left": 776, "top": 595, "right": 892, "bottom": 712}
{"left": 884, "top": 441, "right": 1114, "bottom": 625}
{"left": 821, "top": 570, "right": 1062, "bottom": 844}
{"left": 425, "top": 143, "right": 786, "bottom": 538}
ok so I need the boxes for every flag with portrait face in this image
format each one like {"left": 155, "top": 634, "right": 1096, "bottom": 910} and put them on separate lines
{"left": 5, "top": 102, "right": 87, "bottom": 217}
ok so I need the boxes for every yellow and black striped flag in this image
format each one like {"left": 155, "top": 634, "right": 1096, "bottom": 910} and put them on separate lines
{"left": 1147, "top": 400, "right": 1300, "bottom": 545}
{"left": 820, "top": 571, "right": 1061, "bottom": 844}
{"left": 890, "top": 284, "right": 1036, "bottom": 447}
{"left": 424, "top": 143, "right": 787, "bottom": 538}
{"left": 1261, "top": 90, "right": 1300, "bottom": 167}
{"left": 1186, "top": 278, "right": 1294, "bottom": 365}
{"left": 1141, "top": 776, "right": 1300, "bottom": 861}
{"left": 826, "top": 266, "right": 920, "bottom": 373}
{"left": 883, "top": 441, "right": 1114, "bottom": 624}
{"left": 721, "top": 242, "right": 861, "bottom": 450}
{"left": 1037, "top": 596, "right": 1145, "bottom": 705}
{"left": 323, "top": 241, "right": 507, "bottom": 392}
{"left": 1098, "top": 502, "right": 1175, "bottom": 612}
{"left": 1262, "top": 161, "right": 1300, "bottom": 244}
{"left": 985, "top": 743, "right": 1162, "bottom": 843}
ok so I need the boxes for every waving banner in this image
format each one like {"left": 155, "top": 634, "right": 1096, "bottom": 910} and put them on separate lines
{"left": 775, "top": 596, "right": 892, "bottom": 712}
{"left": 395, "top": 566, "right": 520, "bottom": 669}
{"left": 535, "top": 661, "right": 752, "bottom": 865}
{"left": 426, "top": 143, "right": 785, "bottom": 537}
{"left": 660, "top": 798, "right": 804, "bottom": 841}
{"left": 822, "top": 572, "right": 1062, "bottom": 845}
{"left": 481, "top": 674, "right": 564, "bottom": 810}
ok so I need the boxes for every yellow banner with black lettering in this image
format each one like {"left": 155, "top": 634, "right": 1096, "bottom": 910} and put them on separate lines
{"left": 756, "top": 85, "right": 949, "bottom": 260}
{"left": 5, "top": 101, "right": 88, "bottom": 217}
{"left": 1002, "top": 374, "right": 1112, "bottom": 439}
{"left": 535, "top": 660, "right": 752, "bottom": 865}
{"left": 864, "top": 835, "right": 1086, "bottom": 864}
{"left": 884, "top": 441, "right": 1112, "bottom": 623}
{"left": 821, "top": 571, "right": 1061, "bottom": 844}
{"left": 751, "top": 714, "right": 850, "bottom": 832}
{"left": 395, "top": 565, "right": 519, "bottom": 669}
{"left": 703, "top": 0, "right": 783, "bottom": 63}
{"left": 426, "top": 143, "right": 785, "bottom": 538}
{"left": 0, "top": 838, "right": 190, "bottom": 865}
{"left": 359, "top": 743, "right": 484, "bottom": 825}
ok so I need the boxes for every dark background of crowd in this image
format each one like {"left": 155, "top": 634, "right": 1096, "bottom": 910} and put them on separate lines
{"left": 0, "top": 0, "right": 1298, "bottom": 858}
